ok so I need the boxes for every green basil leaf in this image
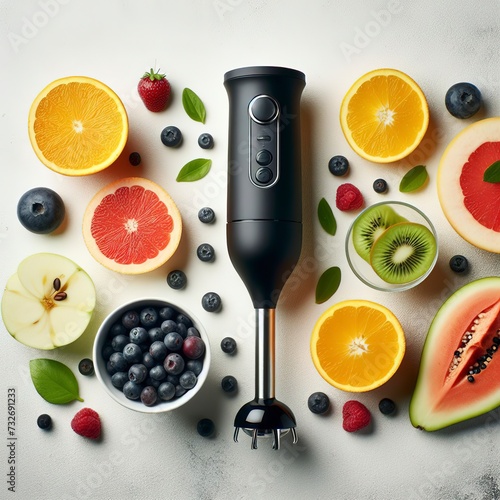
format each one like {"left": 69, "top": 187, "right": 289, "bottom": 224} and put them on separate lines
{"left": 483, "top": 160, "right": 500, "bottom": 183}
{"left": 315, "top": 266, "right": 341, "bottom": 304}
{"left": 182, "top": 88, "right": 206, "bottom": 123}
{"left": 176, "top": 158, "right": 212, "bottom": 182}
{"left": 29, "top": 359, "right": 83, "bottom": 404}
{"left": 399, "top": 165, "right": 428, "bottom": 193}
{"left": 318, "top": 198, "right": 337, "bottom": 236}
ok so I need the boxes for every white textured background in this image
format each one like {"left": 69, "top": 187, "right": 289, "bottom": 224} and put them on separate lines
{"left": 1, "top": 1, "right": 500, "bottom": 499}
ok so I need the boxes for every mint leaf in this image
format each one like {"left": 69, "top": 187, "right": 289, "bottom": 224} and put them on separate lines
{"left": 484, "top": 161, "right": 500, "bottom": 183}
{"left": 318, "top": 198, "right": 337, "bottom": 236}
{"left": 315, "top": 266, "right": 341, "bottom": 304}
{"left": 182, "top": 88, "right": 206, "bottom": 123}
{"left": 29, "top": 359, "right": 83, "bottom": 404}
{"left": 399, "top": 165, "right": 428, "bottom": 193}
{"left": 176, "top": 158, "right": 212, "bottom": 182}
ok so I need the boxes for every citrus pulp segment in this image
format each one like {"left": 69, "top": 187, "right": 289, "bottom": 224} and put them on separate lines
{"left": 82, "top": 177, "right": 182, "bottom": 274}
{"left": 310, "top": 300, "right": 405, "bottom": 392}
{"left": 339, "top": 68, "right": 429, "bottom": 163}
{"left": 437, "top": 117, "right": 500, "bottom": 253}
{"left": 28, "top": 76, "right": 128, "bottom": 176}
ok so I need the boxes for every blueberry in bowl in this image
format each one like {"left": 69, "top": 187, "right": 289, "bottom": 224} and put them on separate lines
{"left": 93, "top": 298, "right": 211, "bottom": 413}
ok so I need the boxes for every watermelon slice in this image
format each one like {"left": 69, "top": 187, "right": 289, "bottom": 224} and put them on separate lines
{"left": 410, "top": 277, "right": 500, "bottom": 431}
{"left": 437, "top": 117, "right": 500, "bottom": 253}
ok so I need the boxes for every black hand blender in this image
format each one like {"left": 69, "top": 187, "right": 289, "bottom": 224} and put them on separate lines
{"left": 224, "top": 66, "right": 305, "bottom": 449}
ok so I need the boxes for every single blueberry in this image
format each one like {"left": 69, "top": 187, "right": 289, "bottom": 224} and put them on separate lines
{"left": 445, "top": 82, "right": 482, "bottom": 119}
{"left": 328, "top": 155, "right": 349, "bottom": 176}
{"left": 378, "top": 398, "right": 396, "bottom": 415}
{"left": 129, "top": 152, "right": 141, "bottom": 166}
{"left": 179, "top": 371, "right": 197, "bottom": 390}
{"left": 123, "top": 381, "right": 143, "bottom": 400}
{"left": 197, "top": 418, "right": 215, "bottom": 437}
{"left": 148, "top": 327, "right": 164, "bottom": 343}
{"left": 139, "top": 307, "right": 158, "bottom": 328}
{"left": 78, "top": 358, "right": 94, "bottom": 376}
{"left": 198, "top": 207, "right": 215, "bottom": 224}
{"left": 123, "top": 343, "right": 143, "bottom": 364}
{"left": 142, "top": 352, "right": 156, "bottom": 370}
{"left": 164, "top": 331, "right": 184, "bottom": 351}
{"left": 110, "top": 323, "right": 127, "bottom": 337}
{"left": 201, "top": 292, "right": 222, "bottom": 313}
{"left": 220, "top": 337, "right": 237, "bottom": 354}
{"left": 182, "top": 336, "right": 205, "bottom": 360}
{"left": 149, "top": 364, "right": 167, "bottom": 381}
{"left": 101, "top": 344, "right": 114, "bottom": 361}
{"left": 158, "top": 382, "right": 176, "bottom": 401}
{"left": 167, "top": 270, "right": 187, "bottom": 290}
{"left": 221, "top": 375, "right": 238, "bottom": 393}
{"left": 176, "top": 313, "right": 193, "bottom": 328}
{"left": 109, "top": 352, "right": 129, "bottom": 372}
{"left": 187, "top": 327, "right": 200, "bottom": 338}
{"left": 164, "top": 353, "right": 185, "bottom": 375}
{"left": 111, "top": 371, "right": 129, "bottom": 390}
{"left": 449, "top": 255, "right": 469, "bottom": 274}
{"left": 161, "top": 125, "right": 183, "bottom": 147}
{"left": 373, "top": 178, "right": 388, "bottom": 194}
{"left": 129, "top": 327, "right": 149, "bottom": 345}
{"left": 175, "top": 385, "right": 187, "bottom": 398}
{"left": 307, "top": 392, "right": 330, "bottom": 415}
{"left": 166, "top": 374, "right": 179, "bottom": 386}
{"left": 159, "top": 307, "right": 175, "bottom": 321}
{"left": 141, "top": 386, "right": 158, "bottom": 407}
{"left": 122, "top": 310, "right": 140, "bottom": 329}
{"left": 186, "top": 359, "right": 203, "bottom": 376}
{"left": 176, "top": 323, "right": 188, "bottom": 339}
{"left": 111, "top": 334, "right": 129, "bottom": 352}
{"left": 161, "top": 319, "right": 178, "bottom": 334}
{"left": 106, "top": 360, "right": 117, "bottom": 375}
{"left": 149, "top": 341, "right": 168, "bottom": 362}
{"left": 145, "top": 376, "right": 162, "bottom": 389}
{"left": 198, "top": 133, "right": 214, "bottom": 149}
{"left": 197, "top": 243, "right": 215, "bottom": 262}
{"left": 37, "top": 414, "right": 52, "bottom": 430}
{"left": 128, "top": 364, "right": 148, "bottom": 384}
{"left": 17, "top": 187, "right": 65, "bottom": 234}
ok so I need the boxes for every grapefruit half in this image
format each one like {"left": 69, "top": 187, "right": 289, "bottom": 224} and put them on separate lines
{"left": 438, "top": 118, "right": 500, "bottom": 253}
{"left": 83, "top": 177, "right": 182, "bottom": 274}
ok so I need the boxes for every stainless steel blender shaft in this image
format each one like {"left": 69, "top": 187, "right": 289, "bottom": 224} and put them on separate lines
{"left": 256, "top": 308, "right": 275, "bottom": 401}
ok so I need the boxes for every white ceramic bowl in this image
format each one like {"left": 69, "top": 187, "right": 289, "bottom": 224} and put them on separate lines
{"left": 93, "top": 298, "right": 211, "bottom": 413}
{"left": 345, "top": 201, "right": 438, "bottom": 292}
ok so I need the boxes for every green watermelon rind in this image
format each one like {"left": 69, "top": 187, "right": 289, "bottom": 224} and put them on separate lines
{"left": 410, "top": 276, "right": 500, "bottom": 431}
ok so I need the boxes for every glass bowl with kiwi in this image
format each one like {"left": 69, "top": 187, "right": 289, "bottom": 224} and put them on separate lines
{"left": 345, "top": 201, "right": 438, "bottom": 291}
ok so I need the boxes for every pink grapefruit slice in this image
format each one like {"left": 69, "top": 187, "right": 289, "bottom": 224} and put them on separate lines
{"left": 437, "top": 118, "right": 500, "bottom": 253}
{"left": 83, "top": 177, "right": 182, "bottom": 274}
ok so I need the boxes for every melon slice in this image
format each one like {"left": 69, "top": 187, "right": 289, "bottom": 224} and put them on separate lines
{"left": 82, "top": 177, "right": 182, "bottom": 274}
{"left": 437, "top": 117, "right": 500, "bottom": 253}
{"left": 410, "top": 277, "right": 500, "bottom": 431}
{"left": 1, "top": 253, "right": 96, "bottom": 349}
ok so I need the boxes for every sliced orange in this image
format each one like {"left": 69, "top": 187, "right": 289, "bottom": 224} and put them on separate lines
{"left": 311, "top": 300, "right": 405, "bottom": 392}
{"left": 28, "top": 76, "right": 128, "bottom": 176}
{"left": 340, "top": 68, "right": 429, "bottom": 163}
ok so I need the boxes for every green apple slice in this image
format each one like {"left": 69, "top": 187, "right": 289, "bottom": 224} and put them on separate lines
{"left": 1, "top": 253, "right": 96, "bottom": 349}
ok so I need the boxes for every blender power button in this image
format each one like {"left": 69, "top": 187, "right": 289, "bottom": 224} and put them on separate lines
{"left": 255, "top": 167, "right": 273, "bottom": 184}
{"left": 249, "top": 96, "right": 278, "bottom": 123}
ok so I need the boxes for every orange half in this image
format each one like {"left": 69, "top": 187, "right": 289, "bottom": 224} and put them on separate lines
{"left": 28, "top": 76, "right": 128, "bottom": 176}
{"left": 311, "top": 300, "right": 406, "bottom": 392}
{"left": 340, "top": 68, "right": 429, "bottom": 163}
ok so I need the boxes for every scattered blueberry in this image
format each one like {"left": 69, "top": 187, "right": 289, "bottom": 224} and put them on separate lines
{"left": 123, "top": 381, "right": 142, "bottom": 400}
{"left": 164, "top": 331, "right": 183, "bottom": 351}
{"left": 202, "top": 292, "right": 222, "bottom": 312}
{"left": 161, "top": 125, "right": 183, "bottom": 147}
{"left": 197, "top": 243, "right": 215, "bottom": 262}
{"left": 307, "top": 392, "right": 330, "bottom": 414}
{"left": 182, "top": 336, "right": 205, "bottom": 359}
{"left": 128, "top": 364, "right": 148, "bottom": 384}
{"left": 129, "top": 152, "right": 141, "bottom": 166}
{"left": 167, "top": 270, "right": 187, "bottom": 290}
{"left": 139, "top": 307, "right": 158, "bottom": 328}
{"left": 373, "top": 178, "right": 388, "bottom": 194}
{"left": 378, "top": 398, "right": 396, "bottom": 415}
{"left": 198, "top": 207, "right": 215, "bottom": 224}
{"left": 164, "top": 353, "right": 185, "bottom": 375}
{"left": 158, "top": 382, "right": 176, "bottom": 401}
{"left": 141, "top": 386, "right": 158, "bottom": 406}
{"left": 111, "top": 371, "right": 129, "bottom": 389}
{"left": 149, "top": 341, "right": 168, "bottom": 362}
{"left": 328, "top": 155, "right": 349, "bottom": 176}
{"left": 197, "top": 418, "right": 215, "bottom": 438}
{"left": 78, "top": 358, "right": 94, "bottom": 376}
{"left": 17, "top": 187, "right": 65, "bottom": 234}
{"left": 123, "top": 343, "right": 143, "bottom": 364}
{"left": 220, "top": 337, "right": 237, "bottom": 354}
{"left": 445, "top": 82, "right": 482, "bottom": 119}
{"left": 37, "top": 414, "right": 52, "bottom": 430}
{"left": 221, "top": 375, "right": 238, "bottom": 393}
{"left": 449, "top": 255, "right": 469, "bottom": 274}
{"left": 122, "top": 310, "right": 140, "bottom": 329}
{"left": 179, "top": 371, "right": 197, "bottom": 390}
{"left": 198, "top": 133, "right": 214, "bottom": 149}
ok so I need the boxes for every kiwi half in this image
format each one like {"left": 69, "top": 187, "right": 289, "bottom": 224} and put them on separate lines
{"left": 353, "top": 205, "right": 408, "bottom": 262}
{"left": 370, "top": 222, "right": 437, "bottom": 284}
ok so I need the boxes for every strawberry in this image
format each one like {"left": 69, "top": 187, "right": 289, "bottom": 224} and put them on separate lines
{"left": 342, "top": 400, "right": 371, "bottom": 432}
{"left": 336, "top": 183, "right": 364, "bottom": 211}
{"left": 137, "top": 68, "right": 171, "bottom": 112}
{"left": 71, "top": 408, "right": 101, "bottom": 439}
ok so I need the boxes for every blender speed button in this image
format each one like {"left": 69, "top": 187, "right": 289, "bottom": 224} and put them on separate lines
{"left": 255, "top": 167, "right": 273, "bottom": 184}
{"left": 256, "top": 149, "right": 272, "bottom": 166}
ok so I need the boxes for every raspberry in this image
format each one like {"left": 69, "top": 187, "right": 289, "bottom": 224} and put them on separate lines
{"left": 336, "top": 183, "right": 364, "bottom": 211}
{"left": 342, "top": 400, "right": 371, "bottom": 432}
{"left": 71, "top": 408, "right": 101, "bottom": 439}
